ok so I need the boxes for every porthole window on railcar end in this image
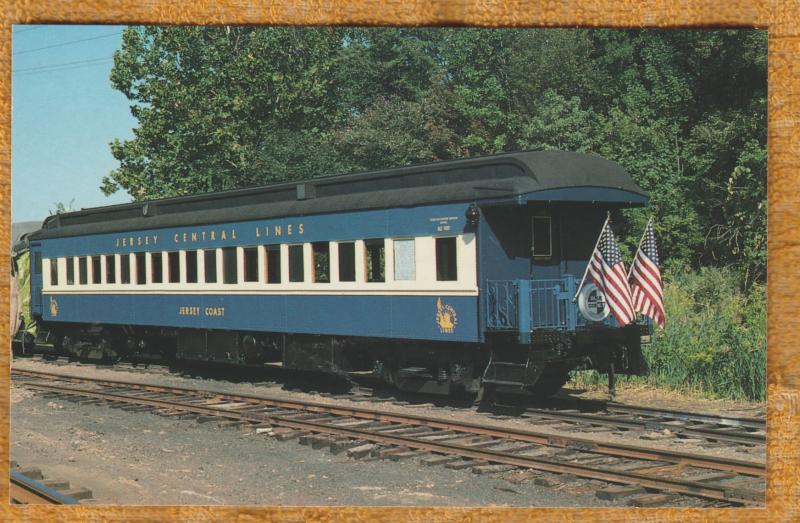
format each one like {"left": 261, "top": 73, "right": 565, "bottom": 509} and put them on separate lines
{"left": 151, "top": 252, "right": 163, "bottom": 284}
{"left": 288, "top": 244, "right": 304, "bottom": 282}
{"left": 79, "top": 257, "right": 88, "bottom": 285}
{"left": 67, "top": 258, "right": 75, "bottom": 285}
{"left": 49, "top": 259, "right": 58, "bottom": 286}
{"left": 106, "top": 255, "right": 116, "bottom": 284}
{"left": 312, "top": 242, "right": 330, "bottom": 283}
{"left": 243, "top": 247, "right": 258, "bottom": 283}
{"left": 365, "top": 239, "right": 385, "bottom": 283}
{"left": 121, "top": 255, "right": 131, "bottom": 284}
{"left": 265, "top": 245, "right": 281, "bottom": 284}
{"left": 222, "top": 247, "right": 237, "bottom": 284}
{"left": 338, "top": 242, "right": 356, "bottom": 282}
{"left": 204, "top": 250, "right": 217, "bottom": 283}
{"left": 435, "top": 237, "right": 458, "bottom": 281}
{"left": 532, "top": 216, "right": 553, "bottom": 258}
{"left": 393, "top": 239, "right": 416, "bottom": 281}
{"left": 186, "top": 250, "right": 198, "bottom": 283}
{"left": 167, "top": 251, "right": 180, "bottom": 283}
{"left": 135, "top": 253, "right": 146, "bottom": 285}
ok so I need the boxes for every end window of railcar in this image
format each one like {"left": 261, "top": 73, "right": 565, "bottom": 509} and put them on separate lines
{"left": 34, "top": 252, "right": 42, "bottom": 274}
{"left": 67, "top": 258, "right": 75, "bottom": 285}
{"left": 312, "top": 242, "right": 330, "bottom": 283}
{"left": 79, "top": 257, "right": 88, "bottom": 285}
{"left": 532, "top": 216, "right": 552, "bottom": 258}
{"left": 288, "top": 245, "right": 304, "bottom": 282}
{"left": 265, "top": 245, "right": 281, "bottom": 284}
{"left": 222, "top": 247, "right": 237, "bottom": 284}
{"left": 151, "top": 253, "right": 163, "bottom": 284}
{"left": 186, "top": 250, "right": 198, "bottom": 283}
{"left": 106, "top": 255, "right": 116, "bottom": 284}
{"left": 204, "top": 250, "right": 217, "bottom": 283}
{"left": 365, "top": 239, "right": 385, "bottom": 283}
{"left": 435, "top": 237, "right": 458, "bottom": 281}
{"left": 49, "top": 259, "right": 59, "bottom": 286}
{"left": 121, "top": 255, "right": 131, "bottom": 284}
{"left": 135, "top": 252, "right": 146, "bottom": 285}
{"left": 243, "top": 247, "right": 259, "bottom": 283}
{"left": 91, "top": 256, "right": 101, "bottom": 284}
{"left": 393, "top": 239, "right": 416, "bottom": 281}
{"left": 168, "top": 251, "right": 180, "bottom": 283}
{"left": 338, "top": 242, "right": 356, "bottom": 282}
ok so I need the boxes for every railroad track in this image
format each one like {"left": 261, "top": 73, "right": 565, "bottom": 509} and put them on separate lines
{"left": 10, "top": 470, "right": 80, "bottom": 505}
{"left": 512, "top": 404, "right": 765, "bottom": 447}
{"left": 18, "top": 355, "right": 766, "bottom": 450}
{"left": 12, "top": 368, "right": 765, "bottom": 507}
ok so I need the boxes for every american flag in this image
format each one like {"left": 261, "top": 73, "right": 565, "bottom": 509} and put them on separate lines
{"left": 588, "top": 222, "right": 636, "bottom": 326}
{"left": 630, "top": 220, "right": 665, "bottom": 329}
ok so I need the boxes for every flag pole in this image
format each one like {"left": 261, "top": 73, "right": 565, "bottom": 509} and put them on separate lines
{"left": 573, "top": 212, "right": 611, "bottom": 302}
{"left": 627, "top": 215, "right": 653, "bottom": 279}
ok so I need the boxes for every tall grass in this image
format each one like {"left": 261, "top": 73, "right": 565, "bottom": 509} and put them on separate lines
{"left": 571, "top": 267, "right": 766, "bottom": 402}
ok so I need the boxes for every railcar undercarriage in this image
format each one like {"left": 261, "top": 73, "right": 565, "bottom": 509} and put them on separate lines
{"left": 14, "top": 320, "right": 646, "bottom": 400}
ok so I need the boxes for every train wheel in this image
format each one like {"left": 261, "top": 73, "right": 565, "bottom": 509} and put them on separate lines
{"left": 527, "top": 363, "right": 571, "bottom": 397}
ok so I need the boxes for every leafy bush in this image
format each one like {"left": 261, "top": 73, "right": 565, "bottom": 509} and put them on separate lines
{"left": 571, "top": 267, "right": 766, "bottom": 401}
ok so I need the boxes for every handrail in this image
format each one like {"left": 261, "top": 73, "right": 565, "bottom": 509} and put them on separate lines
{"left": 486, "top": 276, "right": 578, "bottom": 338}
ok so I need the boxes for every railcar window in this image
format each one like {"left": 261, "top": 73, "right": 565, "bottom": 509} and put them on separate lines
{"left": 79, "top": 257, "right": 88, "bottom": 285}
{"left": 532, "top": 216, "right": 552, "bottom": 257}
{"left": 151, "top": 253, "right": 163, "bottom": 284}
{"left": 34, "top": 252, "right": 42, "bottom": 274}
{"left": 121, "top": 255, "right": 131, "bottom": 284}
{"left": 435, "top": 237, "right": 458, "bottom": 281}
{"left": 67, "top": 258, "right": 75, "bottom": 285}
{"left": 91, "top": 256, "right": 101, "bottom": 284}
{"left": 135, "top": 253, "right": 146, "bottom": 285}
{"left": 243, "top": 247, "right": 258, "bottom": 282}
{"left": 393, "top": 239, "right": 415, "bottom": 281}
{"left": 204, "top": 250, "right": 217, "bottom": 283}
{"left": 50, "top": 259, "right": 58, "bottom": 286}
{"left": 168, "top": 251, "right": 180, "bottom": 283}
{"left": 222, "top": 247, "right": 237, "bottom": 284}
{"left": 312, "top": 242, "right": 330, "bottom": 283}
{"left": 265, "top": 245, "right": 281, "bottom": 284}
{"left": 106, "top": 255, "right": 116, "bottom": 284}
{"left": 365, "top": 239, "right": 385, "bottom": 283}
{"left": 338, "top": 242, "right": 356, "bottom": 282}
{"left": 186, "top": 250, "right": 198, "bottom": 283}
{"left": 288, "top": 244, "right": 304, "bottom": 282}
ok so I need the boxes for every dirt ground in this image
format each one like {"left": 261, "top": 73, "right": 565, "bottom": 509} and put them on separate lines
{"left": 10, "top": 359, "right": 765, "bottom": 506}
{"left": 561, "top": 380, "right": 764, "bottom": 418}
{"left": 12, "top": 385, "right": 613, "bottom": 506}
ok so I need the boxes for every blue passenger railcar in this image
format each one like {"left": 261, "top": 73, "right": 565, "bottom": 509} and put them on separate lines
{"left": 18, "top": 150, "right": 649, "bottom": 397}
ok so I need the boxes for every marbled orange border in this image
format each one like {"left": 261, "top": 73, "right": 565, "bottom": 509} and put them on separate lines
{"left": 1, "top": 1, "right": 793, "bottom": 521}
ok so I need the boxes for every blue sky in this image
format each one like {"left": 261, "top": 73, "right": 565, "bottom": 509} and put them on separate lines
{"left": 12, "top": 25, "right": 135, "bottom": 223}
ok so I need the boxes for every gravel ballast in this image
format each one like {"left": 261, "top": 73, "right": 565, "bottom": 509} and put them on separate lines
{"left": 12, "top": 385, "right": 613, "bottom": 506}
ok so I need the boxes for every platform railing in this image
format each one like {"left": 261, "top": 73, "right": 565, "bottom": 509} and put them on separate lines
{"left": 486, "top": 275, "right": 578, "bottom": 341}
{"left": 531, "top": 275, "right": 577, "bottom": 330}
{"left": 485, "top": 280, "right": 519, "bottom": 331}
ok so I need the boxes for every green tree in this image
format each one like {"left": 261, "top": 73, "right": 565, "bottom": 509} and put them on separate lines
{"left": 103, "top": 26, "right": 346, "bottom": 200}
{"left": 106, "top": 27, "right": 767, "bottom": 285}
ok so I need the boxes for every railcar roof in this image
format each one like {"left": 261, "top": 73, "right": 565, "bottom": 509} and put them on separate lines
{"left": 30, "top": 150, "right": 647, "bottom": 240}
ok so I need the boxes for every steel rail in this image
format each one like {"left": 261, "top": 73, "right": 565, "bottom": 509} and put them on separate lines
{"left": 521, "top": 407, "right": 765, "bottom": 446}
{"left": 606, "top": 403, "right": 765, "bottom": 430}
{"left": 14, "top": 369, "right": 765, "bottom": 475}
{"left": 16, "top": 363, "right": 767, "bottom": 433}
{"left": 17, "top": 379, "right": 765, "bottom": 504}
{"left": 10, "top": 471, "right": 79, "bottom": 505}
{"left": 12, "top": 369, "right": 765, "bottom": 477}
